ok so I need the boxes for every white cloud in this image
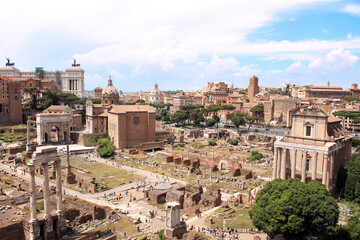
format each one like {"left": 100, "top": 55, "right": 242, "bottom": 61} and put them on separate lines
{"left": 0, "top": 0, "right": 345, "bottom": 67}
{"left": 287, "top": 48, "right": 359, "bottom": 75}
{"left": 233, "top": 64, "right": 262, "bottom": 77}
{"left": 343, "top": 4, "right": 360, "bottom": 16}
{"left": 347, "top": 33, "right": 353, "bottom": 39}
{"left": 204, "top": 55, "right": 239, "bottom": 75}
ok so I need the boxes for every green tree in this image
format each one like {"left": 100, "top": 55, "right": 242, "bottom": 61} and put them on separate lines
{"left": 207, "top": 138, "right": 216, "bottom": 146}
{"left": 236, "top": 112, "right": 247, "bottom": 117}
{"left": 181, "top": 104, "right": 204, "bottom": 124}
{"left": 345, "top": 215, "right": 360, "bottom": 239}
{"left": 231, "top": 116, "right": 246, "bottom": 132}
{"left": 136, "top": 99, "right": 145, "bottom": 103}
{"left": 251, "top": 179, "right": 339, "bottom": 240}
{"left": 212, "top": 114, "right": 220, "bottom": 128}
{"left": 246, "top": 115, "right": 259, "bottom": 130}
{"left": 250, "top": 107, "right": 264, "bottom": 116}
{"left": 190, "top": 110, "right": 205, "bottom": 125}
{"left": 206, "top": 118, "right": 216, "bottom": 127}
{"left": 23, "top": 87, "right": 40, "bottom": 110}
{"left": 344, "top": 154, "right": 360, "bottom": 202}
{"left": 220, "top": 105, "right": 236, "bottom": 110}
{"left": 160, "top": 109, "right": 168, "bottom": 117}
{"left": 97, "top": 138, "right": 115, "bottom": 158}
{"left": 171, "top": 111, "right": 187, "bottom": 126}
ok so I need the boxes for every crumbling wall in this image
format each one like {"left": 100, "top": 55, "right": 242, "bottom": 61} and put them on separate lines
{"left": 199, "top": 184, "right": 221, "bottom": 207}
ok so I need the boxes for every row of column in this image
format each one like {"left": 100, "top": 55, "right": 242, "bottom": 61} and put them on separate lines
{"left": 272, "top": 147, "right": 334, "bottom": 189}
{"left": 69, "top": 79, "right": 79, "bottom": 91}
{"left": 28, "top": 159, "right": 66, "bottom": 240}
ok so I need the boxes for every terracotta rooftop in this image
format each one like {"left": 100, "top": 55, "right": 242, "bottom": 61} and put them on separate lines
{"left": 108, "top": 104, "right": 156, "bottom": 114}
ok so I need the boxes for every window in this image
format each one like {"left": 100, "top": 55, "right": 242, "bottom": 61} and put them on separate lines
{"left": 306, "top": 126, "right": 312, "bottom": 137}
{"left": 134, "top": 117, "right": 139, "bottom": 124}
{"left": 306, "top": 159, "right": 310, "bottom": 171}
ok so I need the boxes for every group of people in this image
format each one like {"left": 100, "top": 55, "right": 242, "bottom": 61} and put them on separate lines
{"left": 187, "top": 225, "right": 268, "bottom": 239}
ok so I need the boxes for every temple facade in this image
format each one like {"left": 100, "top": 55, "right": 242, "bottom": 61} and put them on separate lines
{"left": 273, "top": 106, "right": 353, "bottom": 191}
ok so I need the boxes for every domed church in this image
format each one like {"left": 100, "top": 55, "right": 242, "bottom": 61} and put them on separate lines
{"left": 101, "top": 76, "right": 119, "bottom": 105}
{"left": 149, "top": 83, "right": 163, "bottom": 104}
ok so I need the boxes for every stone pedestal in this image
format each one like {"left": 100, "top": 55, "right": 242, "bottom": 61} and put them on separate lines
{"left": 29, "top": 219, "right": 40, "bottom": 240}
{"left": 62, "top": 166, "right": 76, "bottom": 184}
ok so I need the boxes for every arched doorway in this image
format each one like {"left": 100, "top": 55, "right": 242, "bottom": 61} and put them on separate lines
{"left": 63, "top": 131, "right": 67, "bottom": 142}
{"left": 220, "top": 162, "right": 227, "bottom": 171}
{"left": 50, "top": 126, "right": 60, "bottom": 142}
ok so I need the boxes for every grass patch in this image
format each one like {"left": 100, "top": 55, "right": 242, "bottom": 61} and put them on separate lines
{"left": 89, "top": 217, "right": 138, "bottom": 239}
{"left": 83, "top": 136, "right": 100, "bottom": 146}
{"left": 67, "top": 156, "right": 143, "bottom": 192}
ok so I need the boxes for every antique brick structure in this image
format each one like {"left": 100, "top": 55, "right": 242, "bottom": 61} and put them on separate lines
{"left": 0, "top": 76, "right": 22, "bottom": 126}
{"left": 273, "top": 106, "right": 353, "bottom": 191}
{"left": 247, "top": 75, "right": 259, "bottom": 102}
{"left": 108, "top": 105, "right": 156, "bottom": 148}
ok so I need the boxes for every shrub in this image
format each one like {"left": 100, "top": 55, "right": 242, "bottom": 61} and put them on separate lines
{"left": 208, "top": 138, "right": 216, "bottom": 146}
{"left": 248, "top": 150, "right": 263, "bottom": 161}
{"left": 230, "top": 138, "right": 238, "bottom": 145}
{"left": 97, "top": 138, "right": 115, "bottom": 158}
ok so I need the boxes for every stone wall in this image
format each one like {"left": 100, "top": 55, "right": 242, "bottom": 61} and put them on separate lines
{"left": 0, "top": 221, "right": 25, "bottom": 240}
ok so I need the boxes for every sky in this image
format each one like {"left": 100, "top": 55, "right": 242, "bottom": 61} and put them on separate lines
{"left": 0, "top": 0, "right": 360, "bottom": 92}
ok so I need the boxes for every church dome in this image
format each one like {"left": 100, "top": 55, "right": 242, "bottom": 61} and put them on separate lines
{"left": 102, "top": 76, "right": 118, "bottom": 95}
{"left": 151, "top": 83, "right": 162, "bottom": 96}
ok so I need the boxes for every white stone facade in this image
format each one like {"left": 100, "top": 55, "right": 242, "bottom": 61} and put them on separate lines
{"left": 0, "top": 60, "right": 85, "bottom": 98}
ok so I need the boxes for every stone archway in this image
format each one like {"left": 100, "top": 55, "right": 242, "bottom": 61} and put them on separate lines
{"left": 36, "top": 113, "right": 72, "bottom": 145}
{"left": 218, "top": 160, "right": 228, "bottom": 172}
{"left": 51, "top": 126, "right": 60, "bottom": 142}
{"left": 44, "top": 133, "right": 48, "bottom": 143}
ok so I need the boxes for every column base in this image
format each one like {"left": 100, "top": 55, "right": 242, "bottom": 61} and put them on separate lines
{"left": 57, "top": 210, "right": 67, "bottom": 235}
{"left": 29, "top": 219, "right": 40, "bottom": 240}
{"left": 44, "top": 215, "right": 55, "bottom": 240}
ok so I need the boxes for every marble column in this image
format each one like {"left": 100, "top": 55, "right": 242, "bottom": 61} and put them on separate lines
{"left": 291, "top": 149, "right": 297, "bottom": 179}
{"left": 272, "top": 147, "right": 278, "bottom": 180}
{"left": 301, "top": 150, "right": 307, "bottom": 182}
{"left": 311, "top": 152, "right": 318, "bottom": 180}
{"left": 26, "top": 121, "right": 31, "bottom": 152}
{"left": 281, "top": 148, "right": 286, "bottom": 180}
{"left": 42, "top": 163, "right": 53, "bottom": 238}
{"left": 55, "top": 159, "right": 66, "bottom": 237}
{"left": 322, "top": 153, "right": 328, "bottom": 186}
{"left": 28, "top": 164, "right": 40, "bottom": 240}
{"left": 327, "top": 152, "right": 334, "bottom": 190}
{"left": 277, "top": 148, "right": 281, "bottom": 179}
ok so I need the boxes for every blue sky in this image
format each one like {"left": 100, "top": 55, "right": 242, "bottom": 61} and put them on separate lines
{"left": 0, "top": 0, "right": 360, "bottom": 92}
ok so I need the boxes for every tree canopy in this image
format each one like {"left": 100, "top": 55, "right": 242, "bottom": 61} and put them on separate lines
{"left": 251, "top": 179, "right": 339, "bottom": 240}
{"left": 97, "top": 138, "right": 115, "bottom": 158}
{"left": 231, "top": 116, "right": 245, "bottom": 132}
{"left": 250, "top": 107, "right": 264, "bottom": 115}
{"left": 344, "top": 154, "right": 360, "bottom": 202}
{"left": 206, "top": 118, "right": 216, "bottom": 127}
{"left": 171, "top": 111, "right": 187, "bottom": 125}
{"left": 333, "top": 111, "right": 360, "bottom": 118}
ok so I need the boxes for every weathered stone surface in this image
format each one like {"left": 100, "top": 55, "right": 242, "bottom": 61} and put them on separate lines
{"left": 182, "top": 231, "right": 210, "bottom": 240}
{"left": 199, "top": 184, "right": 221, "bottom": 207}
{"left": 166, "top": 190, "right": 184, "bottom": 208}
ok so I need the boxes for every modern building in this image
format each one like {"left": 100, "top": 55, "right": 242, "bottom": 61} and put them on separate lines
{"left": 273, "top": 106, "right": 353, "bottom": 191}
{"left": 0, "top": 76, "right": 22, "bottom": 125}
{"left": 0, "top": 59, "right": 85, "bottom": 98}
